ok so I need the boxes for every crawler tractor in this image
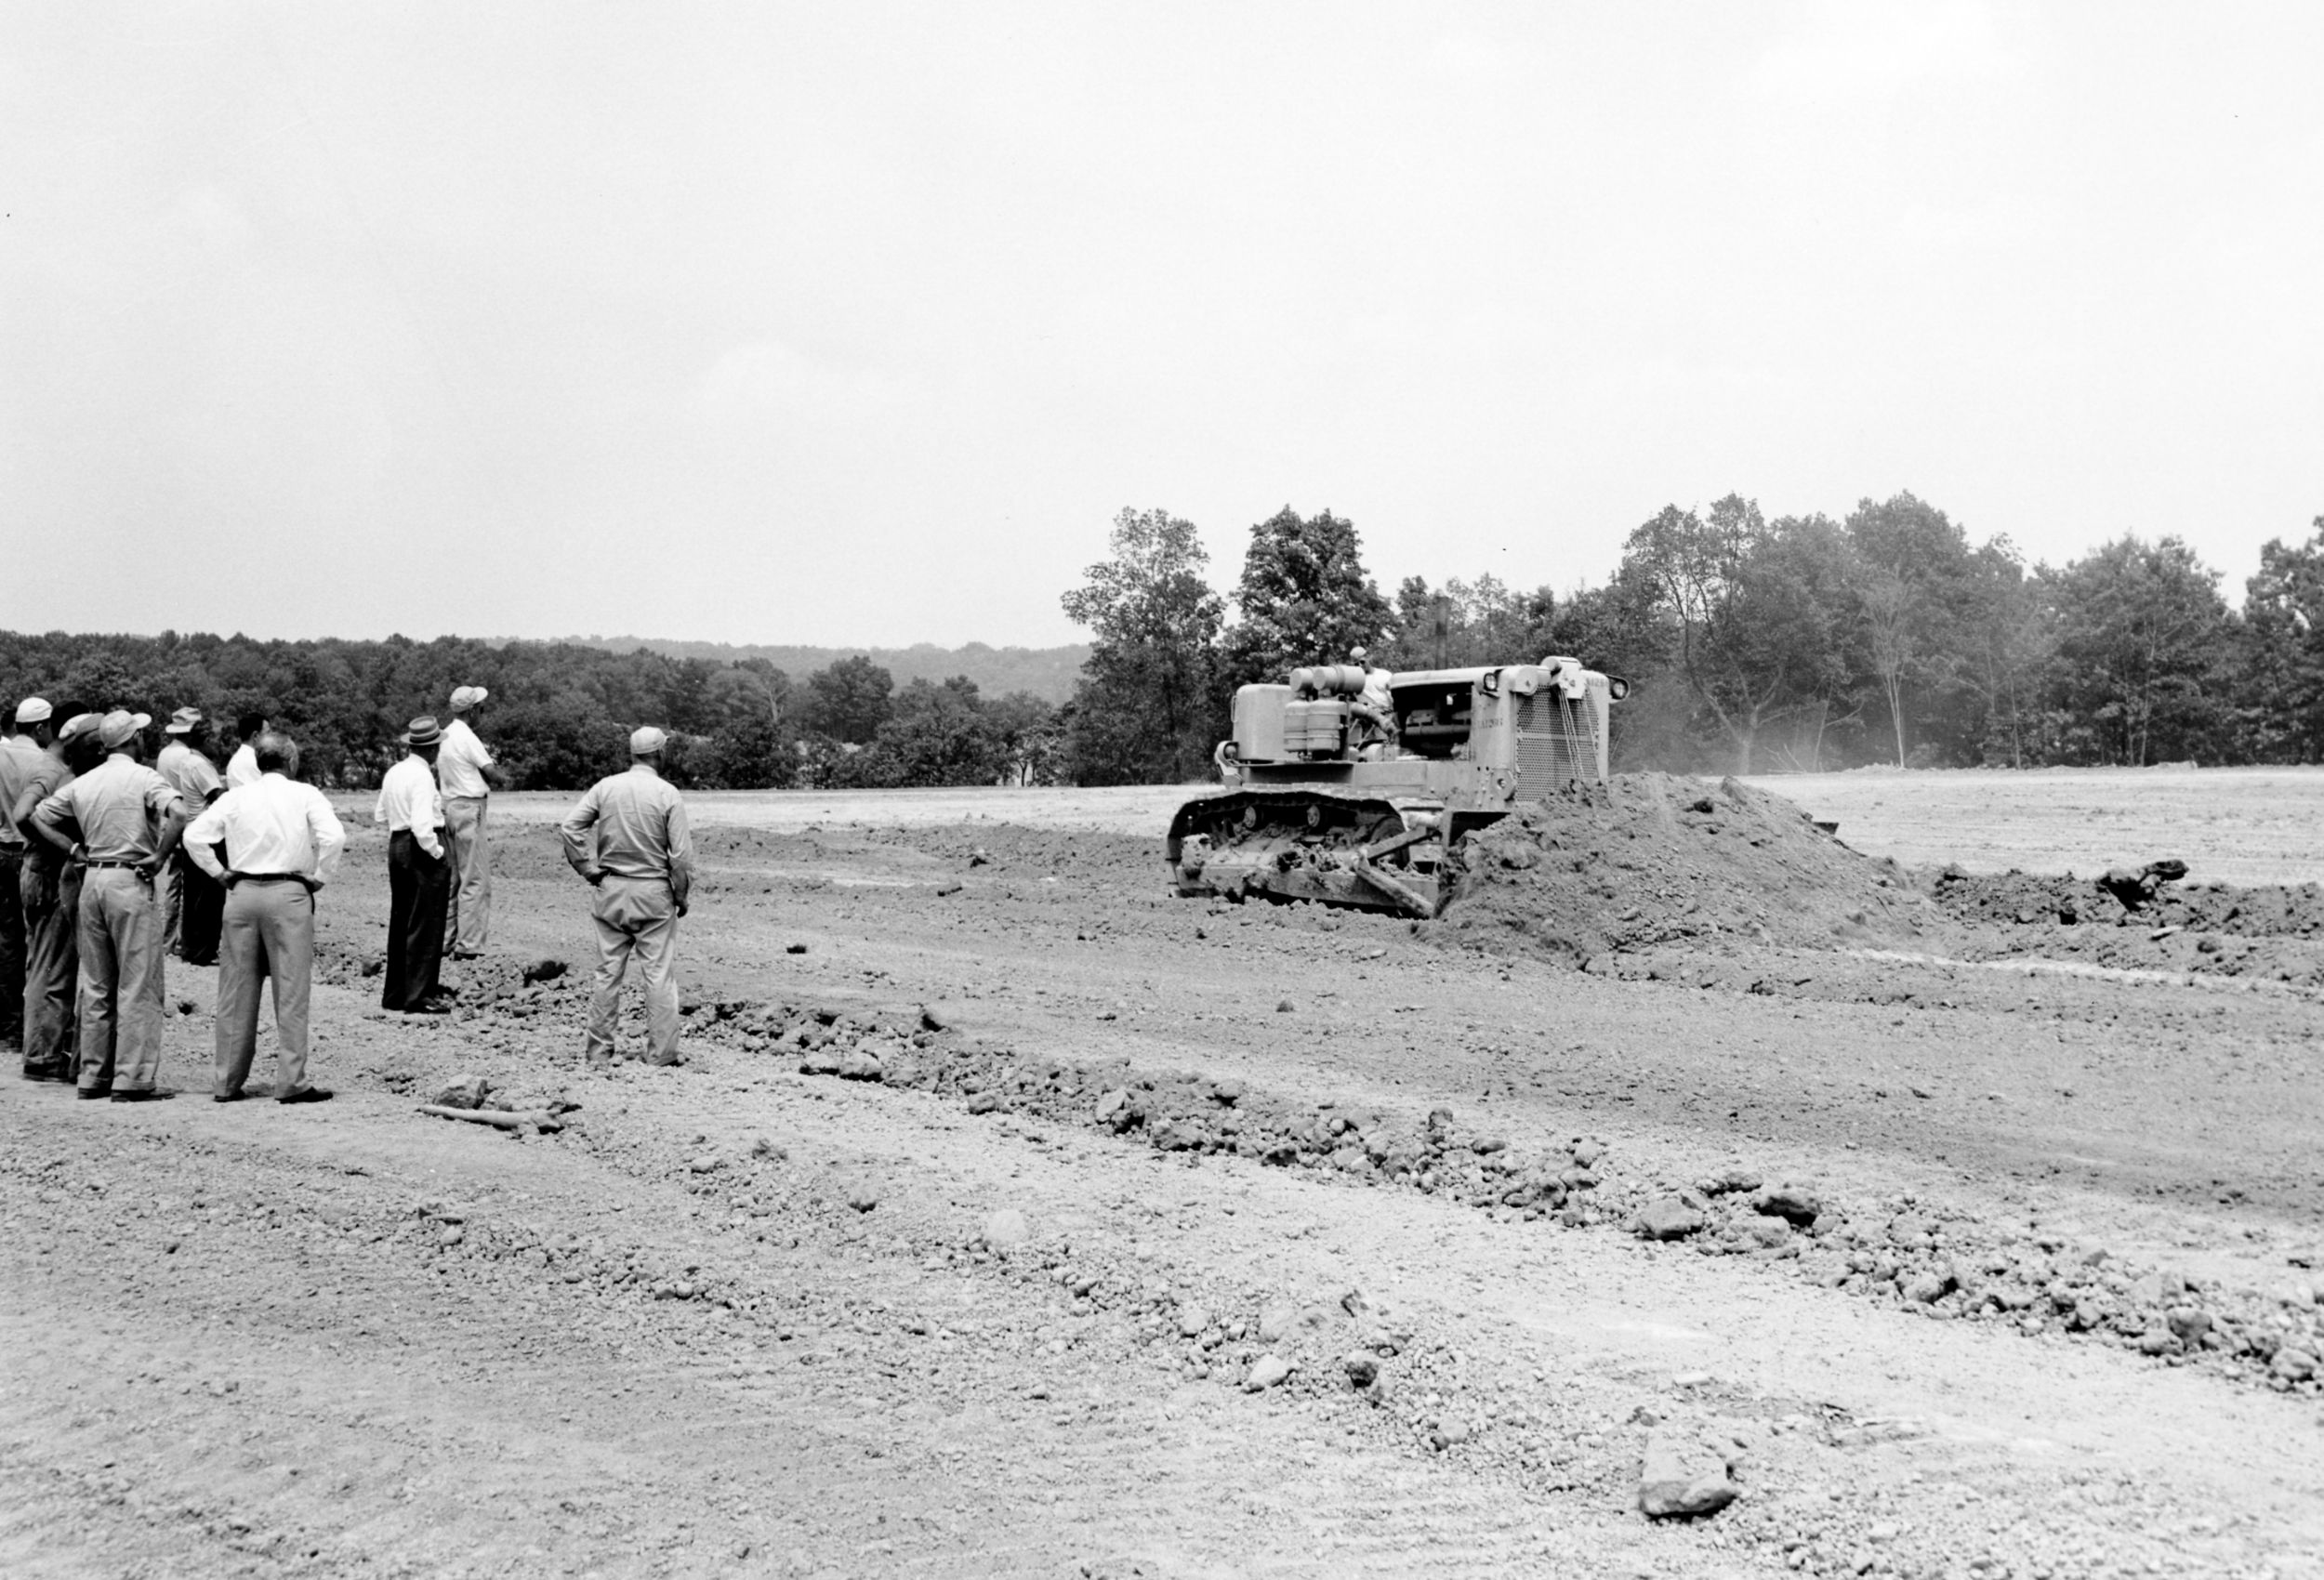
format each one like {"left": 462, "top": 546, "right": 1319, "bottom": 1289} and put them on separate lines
{"left": 1166, "top": 658, "right": 1626, "bottom": 916}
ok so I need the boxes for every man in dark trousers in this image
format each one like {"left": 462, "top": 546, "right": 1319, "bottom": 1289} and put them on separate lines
{"left": 0, "top": 698, "right": 59, "bottom": 1055}
{"left": 156, "top": 707, "right": 227, "bottom": 965}
{"left": 372, "top": 716, "right": 452, "bottom": 1015}
{"left": 14, "top": 712, "right": 99, "bottom": 1081}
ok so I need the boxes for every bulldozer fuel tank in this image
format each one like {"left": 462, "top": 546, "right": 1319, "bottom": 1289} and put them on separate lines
{"left": 1165, "top": 787, "right": 1448, "bottom": 916}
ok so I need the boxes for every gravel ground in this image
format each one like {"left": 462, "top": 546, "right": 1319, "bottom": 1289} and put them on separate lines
{"left": 2, "top": 782, "right": 2319, "bottom": 1579}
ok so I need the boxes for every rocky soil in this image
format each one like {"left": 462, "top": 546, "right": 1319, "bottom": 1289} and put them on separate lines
{"left": 3, "top": 782, "right": 2320, "bottom": 1579}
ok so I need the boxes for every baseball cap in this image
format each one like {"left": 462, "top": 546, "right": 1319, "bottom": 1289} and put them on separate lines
{"left": 629, "top": 725, "right": 668, "bottom": 755}
{"left": 15, "top": 697, "right": 52, "bottom": 725}
{"left": 164, "top": 705, "right": 203, "bottom": 734}
{"left": 98, "top": 710, "right": 152, "bottom": 749}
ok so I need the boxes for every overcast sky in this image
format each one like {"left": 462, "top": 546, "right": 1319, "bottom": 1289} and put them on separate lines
{"left": 7, "top": 3, "right": 2319, "bottom": 649}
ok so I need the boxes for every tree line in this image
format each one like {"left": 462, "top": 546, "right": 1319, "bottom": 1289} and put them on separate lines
{"left": 10, "top": 497, "right": 2317, "bottom": 791}
{"left": 1059, "top": 500, "right": 2324, "bottom": 781}
{"left": 0, "top": 632, "right": 1060, "bottom": 792}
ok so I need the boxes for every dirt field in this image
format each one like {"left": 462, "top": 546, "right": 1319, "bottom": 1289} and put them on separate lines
{"left": 4, "top": 771, "right": 2321, "bottom": 1579}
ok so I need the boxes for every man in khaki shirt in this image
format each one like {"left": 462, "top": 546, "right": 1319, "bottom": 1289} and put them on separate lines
{"left": 0, "top": 697, "right": 57, "bottom": 1054}
{"left": 30, "top": 711, "right": 191, "bottom": 1100}
{"left": 13, "top": 712, "right": 100, "bottom": 1081}
{"left": 560, "top": 726, "right": 693, "bottom": 1067}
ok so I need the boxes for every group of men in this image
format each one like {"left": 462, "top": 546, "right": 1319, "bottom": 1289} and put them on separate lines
{"left": 0, "top": 682, "right": 697, "bottom": 1101}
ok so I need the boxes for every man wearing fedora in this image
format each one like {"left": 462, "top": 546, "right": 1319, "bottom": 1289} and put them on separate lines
{"left": 11, "top": 710, "right": 99, "bottom": 1081}
{"left": 374, "top": 716, "right": 453, "bottom": 1014}
{"left": 0, "top": 698, "right": 64, "bottom": 1054}
{"left": 439, "top": 684, "right": 507, "bottom": 960}
{"left": 29, "top": 710, "right": 192, "bottom": 1101}
{"left": 156, "top": 706, "right": 227, "bottom": 966}
{"left": 560, "top": 726, "right": 693, "bottom": 1067}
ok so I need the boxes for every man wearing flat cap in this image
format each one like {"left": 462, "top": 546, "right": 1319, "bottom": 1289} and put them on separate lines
{"left": 439, "top": 685, "right": 507, "bottom": 960}
{"left": 560, "top": 725, "right": 693, "bottom": 1067}
{"left": 375, "top": 716, "right": 453, "bottom": 1014}
{"left": 157, "top": 706, "right": 227, "bottom": 967}
{"left": 30, "top": 710, "right": 192, "bottom": 1100}
{"left": 0, "top": 698, "right": 61, "bottom": 1054}
{"left": 12, "top": 712, "right": 99, "bottom": 1080}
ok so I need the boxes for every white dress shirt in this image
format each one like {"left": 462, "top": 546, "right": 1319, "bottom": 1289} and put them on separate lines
{"left": 225, "top": 743, "right": 261, "bottom": 790}
{"left": 185, "top": 773, "right": 348, "bottom": 888}
{"left": 373, "top": 756, "right": 445, "bottom": 858}
{"left": 436, "top": 718, "right": 495, "bottom": 799}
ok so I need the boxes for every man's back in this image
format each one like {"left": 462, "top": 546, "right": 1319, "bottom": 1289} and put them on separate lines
{"left": 0, "top": 736, "right": 49, "bottom": 840}
{"left": 46, "top": 755, "right": 182, "bottom": 862}
{"left": 561, "top": 765, "right": 691, "bottom": 883}
{"left": 156, "top": 740, "right": 221, "bottom": 804}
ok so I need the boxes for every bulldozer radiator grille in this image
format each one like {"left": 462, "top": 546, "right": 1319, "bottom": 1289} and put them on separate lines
{"left": 1514, "top": 695, "right": 1598, "bottom": 797}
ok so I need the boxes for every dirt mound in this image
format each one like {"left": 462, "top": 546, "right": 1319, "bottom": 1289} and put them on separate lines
{"left": 1930, "top": 865, "right": 2324, "bottom": 988}
{"left": 1433, "top": 773, "right": 1950, "bottom": 965}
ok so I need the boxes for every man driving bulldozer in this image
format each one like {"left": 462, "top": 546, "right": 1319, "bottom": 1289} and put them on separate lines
{"left": 1347, "top": 647, "right": 1396, "bottom": 757}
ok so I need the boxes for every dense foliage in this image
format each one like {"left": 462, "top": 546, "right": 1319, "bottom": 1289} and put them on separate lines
{"left": 15, "top": 502, "right": 2320, "bottom": 791}
{"left": 0, "top": 633, "right": 1059, "bottom": 791}
{"left": 1059, "top": 499, "right": 2324, "bottom": 779}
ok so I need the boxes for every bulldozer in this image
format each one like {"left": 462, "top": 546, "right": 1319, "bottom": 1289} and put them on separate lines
{"left": 1166, "top": 656, "right": 1627, "bottom": 916}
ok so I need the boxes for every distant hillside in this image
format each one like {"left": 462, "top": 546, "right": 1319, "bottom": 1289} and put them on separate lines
{"left": 573, "top": 637, "right": 1090, "bottom": 704}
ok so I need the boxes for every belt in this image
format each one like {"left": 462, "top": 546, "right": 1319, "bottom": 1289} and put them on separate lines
{"left": 236, "top": 873, "right": 309, "bottom": 884}
{"left": 85, "top": 859, "right": 148, "bottom": 870}
{"left": 0, "top": 846, "right": 22, "bottom": 862}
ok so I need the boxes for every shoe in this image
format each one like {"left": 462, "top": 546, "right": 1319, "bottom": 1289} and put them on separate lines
{"left": 448, "top": 949, "right": 482, "bottom": 960}
{"left": 76, "top": 1086, "right": 113, "bottom": 1100}
{"left": 22, "top": 1066, "right": 73, "bottom": 1085}
{"left": 213, "top": 1089, "right": 249, "bottom": 1103}
{"left": 111, "top": 1088, "right": 176, "bottom": 1103}
{"left": 405, "top": 1001, "right": 452, "bottom": 1017}
{"left": 277, "top": 1087, "right": 334, "bottom": 1105}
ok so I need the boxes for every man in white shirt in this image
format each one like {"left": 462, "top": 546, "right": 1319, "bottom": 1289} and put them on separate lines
{"left": 156, "top": 706, "right": 227, "bottom": 965}
{"left": 224, "top": 712, "right": 268, "bottom": 790}
{"left": 185, "top": 731, "right": 345, "bottom": 1104}
{"left": 373, "top": 716, "right": 451, "bottom": 1014}
{"left": 438, "top": 685, "right": 506, "bottom": 960}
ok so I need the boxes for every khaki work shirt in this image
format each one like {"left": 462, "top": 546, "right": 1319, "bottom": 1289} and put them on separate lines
{"left": 34, "top": 753, "right": 188, "bottom": 862}
{"left": 560, "top": 763, "right": 693, "bottom": 902}
{"left": 0, "top": 734, "right": 50, "bottom": 849}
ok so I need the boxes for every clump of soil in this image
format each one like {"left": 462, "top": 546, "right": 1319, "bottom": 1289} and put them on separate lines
{"left": 1433, "top": 773, "right": 1950, "bottom": 965}
{"left": 1929, "top": 865, "right": 2324, "bottom": 987}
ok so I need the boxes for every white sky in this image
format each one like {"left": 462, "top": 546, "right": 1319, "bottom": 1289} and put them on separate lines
{"left": 6, "top": 2, "right": 2320, "bottom": 648}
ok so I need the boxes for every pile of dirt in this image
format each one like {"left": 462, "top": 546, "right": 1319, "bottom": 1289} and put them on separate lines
{"left": 1930, "top": 866, "right": 2324, "bottom": 988}
{"left": 1432, "top": 774, "right": 1951, "bottom": 965}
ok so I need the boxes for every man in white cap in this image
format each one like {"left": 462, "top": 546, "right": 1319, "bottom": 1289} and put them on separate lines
{"left": 374, "top": 716, "right": 453, "bottom": 1014}
{"left": 560, "top": 726, "right": 693, "bottom": 1067}
{"left": 156, "top": 706, "right": 227, "bottom": 966}
{"left": 185, "top": 729, "right": 345, "bottom": 1104}
{"left": 13, "top": 712, "right": 99, "bottom": 1081}
{"left": 29, "top": 710, "right": 191, "bottom": 1101}
{"left": 0, "top": 698, "right": 60, "bottom": 1053}
{"left": 439, "top": 685, "right": 506, "bottom": 959}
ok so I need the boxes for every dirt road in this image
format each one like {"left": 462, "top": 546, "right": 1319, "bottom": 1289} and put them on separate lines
{"left": 3, "top": 783, "right": 2319, "bottom": 1579}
